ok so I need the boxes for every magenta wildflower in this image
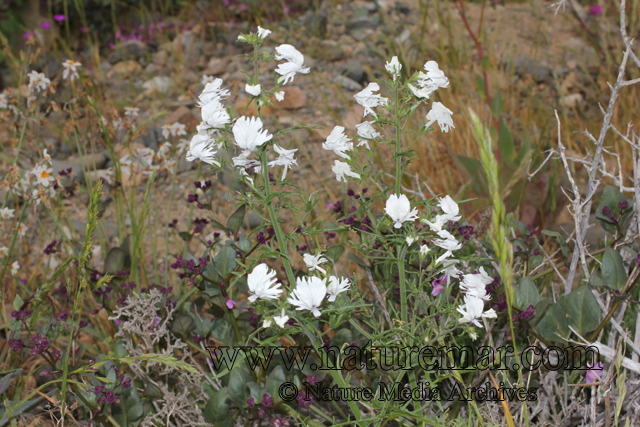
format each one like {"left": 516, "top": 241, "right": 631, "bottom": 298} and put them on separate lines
{"left": 586, "top": 362, "right": 603, "bottom": 384}
{"left": 53, "top": 14, "right": 65, "bottom": 21}
{"left": 24, "top": 31, "right": 34, "bottom": 39}
{"left": 41, "top": 22, "right": 51, "bottom": 29}
{"left": 225, "top": 296, "right": 236, "bottom": 310}
{"left": 589, "top": 5, "right": 602, "bottom": 15}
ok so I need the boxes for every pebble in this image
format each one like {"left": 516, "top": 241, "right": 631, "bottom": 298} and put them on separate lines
{"left": 142, "top": 76, "right": 173, "bottom": 95}
{"left": 334, "top": 75, "right": 363, "bottom": 91}
{"left": 108, "top": 40, "right": 150, "bottom": 64}
{"left": 206, "top": 57, "right": 231, "bottom": 76}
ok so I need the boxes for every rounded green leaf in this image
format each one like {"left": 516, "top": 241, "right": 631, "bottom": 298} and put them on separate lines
{"left": 560, "top": 285, "right": 601, "bottom": 336}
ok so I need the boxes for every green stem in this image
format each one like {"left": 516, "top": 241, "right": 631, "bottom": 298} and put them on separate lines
{"left": 398, "top": 244, "right": 407, "bottom": 324}
{"left": 394, "top": 87, "right": 401, "bottom": 195}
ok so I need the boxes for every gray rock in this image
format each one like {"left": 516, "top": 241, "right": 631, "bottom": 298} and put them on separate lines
{"left": 505, "top": 55, "right": 568, "bottom": 83}
{"left": 302, "top": 9, "right": 328, "bottom": 37}
{"left": 341, "top": 61, "right": 367, "bottom": 84}
{"left": 348, "top": 16, "right": 380, "bottom": 31}
{"left": 108, "top": 40, "right": 149, "bottom": 64}
{"left": 65, "top": 151, "right": 109, "bottom": 170}
{"left": 142, "top": 76, "right": 173, "bottom": 94}
{"left": 44, "top": 59, "right": 61, "bottom": 79}
{"left": 139, "top": 127, "right": 160, "bottom": 151}
{"left": 51, "top": 159, "right": 84, "bottom": 184}
{"left": 246, "top": 212, "right": 262, "bottom": 229}
{"left": 334, "top": 75, "right": 363, "bottom": 91}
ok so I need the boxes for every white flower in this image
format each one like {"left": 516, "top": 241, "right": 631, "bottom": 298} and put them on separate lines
{"left": 186, "top": 134, "right": 219, "bottom": 166}
{"left": 327, "top": 276, "right": 350, "bottom": 302}
{"left": 410, "top": 61, "right": 449, "bottom": 99}
{"left": 273, "top": 308, "right": 289, "bottom": 328}
{"left": 332, "top": 160, "right": 360, "bottom": 182}
{"left": 288, "top": 276, "right": 327, "bottom": 317}
{"left": 322, "top": 126, "right": 353, "bottom": 159}
{"left": 11, "top": 261, "right": 19, "bottom": 275}
{"left": 354, "top": 82, "right": 388, "bottom": 117}
{"left": 422, "top": 215, "right": 446, "bottom": 232}
{"left": 438, "top": 195, "right": 461, "bottom": 221}
{"left": 303, "top": 253, "right": 328, "bottom": 275}
{"left": 27, "top": 71, "right": 50, "bottom": 93}
{"left": 457, "top": 295, "right": 496, "bottom": 328}
{"left": 198, "top": 79, "right": 230, "bottom": 106}
{"left": 426, "top": 102, "right": 455, "bottom": 133}
{"left": 247, "top": 263, "right": 282, "bottom": 302}
{"left": 17, "top": 223, "right": 28, "bottom": 237}
{"left": 62, "top": 60, "right": 81, "bottom": 81}
{"left": 275, "top": 91, "right": 285, "bottom": 101}
{"left": 245, "top": 84, "right": 262, "bottom": 96}
{"left": 433, "top": 229, "right": 462, "bottom": 264}
{"left": 1, "top": 207, "right": 15, "bottom": 220}
{"left": 275, "top": 44, "right": 310, "bottom": 85}
{"left": 161, "top": 122, "right": 187, "bottom": 139}
{"left": 441, "top": 259, "right": 461, "bottom": 284}
{"left": 406, "top": 236, "right": 416, "bottom": 246}
{"left": 124, "top": 107, "right": 139, "bottom": 118}
{"left": 263, "top": 319, "right": 272, "bottom": 328}
{"left": 355, "top": 121, "right": 381, "bottom": 148}
{"left": 232, "top": 151, "right": 261, "bottom": 175}
{"left": 385, "top": 194, "right": 419, "bottom": 229}
{"left": 459, "top": 267, "right": 493, "bottom": 301}
{"left": 202, "top": 75, "right": 216, "bottom": 85}
{"left": 42, "top": 149, "right": 51, "bottom": 163}
{"left": 31, "top": 165, "right": 55, "bottom": 187}
{"left": 420, "top": 244, "right": 429, "bottom": 257}
{"left": 0, "top": 90, "right": 8, "bottom": 109}
{"left": 233, "top": 116, "right": 272, "bottom": 153}
{"left": 257, "top": 26, "right": 272, "bottom": 39}
{"left": 0, "top": 246, "right": 8, "bottom": 258}
{"left": 422, "top": 61, "right": 449, "bottom": 89}
{"left": 385, "top": 56, "right": 402, "bottom": 81}
{"left": 201, "top": 101, "right": 231, "bottom": 129}
{"left": 268, "top": 144, "right": 298, "bottom": 180}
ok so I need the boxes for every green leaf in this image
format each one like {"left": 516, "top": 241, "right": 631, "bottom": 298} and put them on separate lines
{"left": 491, "top": 89, "right": 504, "bottom": 117}
{"left": 331, "top": 329, "right": 354, "bottom": 349}
{"left": 534, "top": 302, "right": 570, "bottom": 343}
{"left": 104, "top": 248, "right": 127, "bottom": 274}
{"left": 265, "top": 366, "right": 286, "bottom": 404}
{"left": 203, "top": 388, "right": 232, "bottom": 427}
{"left": 203, "top": 262, "right": 223, "bottom": 284}
{"left": 560, "top": 285, "right": 601, "bottom": 336}
{"left": 13, "top": 294, "right": 23, "bottom": 311}
{"left": 513, "top": 276, "right": 540, "bottom": 310}
{"left": 452, "top": 155, "right": 489, "bottom": 197}
{"left": 475, "top": 74, "right": 485, "bottom": 98}
{"left": 208, "top": 218, "right": 228, "bottom": 232}
{"left": 179, "top": 232, "right": 192, "bottom": 242}
{"left": 214, "top": 244, "right": 237, "bottom": 279}
{"left": 227, "top": 366, "right": 253, "bottom": 406}
{"left": 601, "top": 248, "right": 627, "bottom": 290}
{"left": 589, "top": 273, "right": 608, "bottom": 288}
{"left": 238, "top": 233, "right": 251, "bottom": 253}
{"left": 325, "top": 245, "right": 345, "bottom": 263}
{"left": 142, "top": 382, "right": 163, "bottom": 399}
{"left": 226, "top": 205, "right": 246, "bottom": 234}
{"left": 112, "top": 382, "right": 144, "bottom": 425}
{"left": 348, "top": 253, "right": 369, "bottom": 270}
{"left": 514, "top": 132, "right": 532, "bottom": 167}
{"left": 499, "top": 119, "right": 515, "bottom": 167}
{"left": 595, "top": 185, "right": 626, "bottom": 234}
{"left": 170, "top": 314, "right": 194, "bottom": 337}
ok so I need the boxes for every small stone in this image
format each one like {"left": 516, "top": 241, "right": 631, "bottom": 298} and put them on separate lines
{"left": 560, "top": 93, "right": 584, "bottom": 109}
{"left": 341, "top": 104, "right": 366, "bottom": 131}
{"left": 273, "top": 86, "right": 306, "bottom": 110}
{"left": 334, "top": 75, "right": 363, "bottom": 91}
{"left": 66, "top": 152, "right": 109, "bottom": 170}
{"left": 173, "top": 31, "right": 197, "bottom": 53}
{"left": 139, "top": 127, "right": 160, "bottom": 151}
{"left": 342, "top": 61, "right": 366, "bottom": 84}
{"left": 162, "top": 105, "right": 199, "bottom": 129}
{"left": 108, "top": 40, "right": 149, "bottom": 64}
{"left": 152, "top": 50, "right": 167, "bottom": 65}
{"left": 107, "top": 60, "right": 142, "bottom": 79}
{"left": 348, "top": 16, "right": 380, "bottom": 31}
{"left": 142, "top": 76, "right": 173, "bottom": 94}
{"left": 317, "top": 40, "right": 347, "bottom": 61}
{"left": 235, "top": 98, "right": 275, "bottom": 117}
{"left": 246, "top": 212, "right": 262, "bottom": 229}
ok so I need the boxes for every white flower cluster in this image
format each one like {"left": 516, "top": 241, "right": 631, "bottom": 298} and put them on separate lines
{"left": 62, "top": 60, "right": 82, "bottom": 81}
{"left": 456, "top": 267, "right": 497, "bottom": 334}
{"left": 247, "top": 256, "right": 351, "bottom": 327}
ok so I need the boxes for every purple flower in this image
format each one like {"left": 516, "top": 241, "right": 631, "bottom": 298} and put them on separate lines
{"left": 246, "top": 397, "right": 255, "bottom": 408}
{"left": 41, "top": 22, "right": 51, "bottom": 29}
{"left": 306, "top": 374, "right": 319, "bottom": 385}
{"left": 225, "top": 297, "right": 236, "bottom": 310}
{"left": 151, "top": 316, "right": 162, "bottom": 330}
{"left": 53, "top": 14, "right": 66, "bottom": 21}
{"left": 24, "top": 31, "right": 34, "bottom": 39}
{"left": 586, "top": 361, "right": 603, "bottom": 384}
{"left": 619, "top": 200, "right": 628, "bottom": 209}
{"left": 589, "top": 5, "right": 602, "bottom": 15}
{"left": 431, "top": 282, "right": 444, "bottom": 296}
